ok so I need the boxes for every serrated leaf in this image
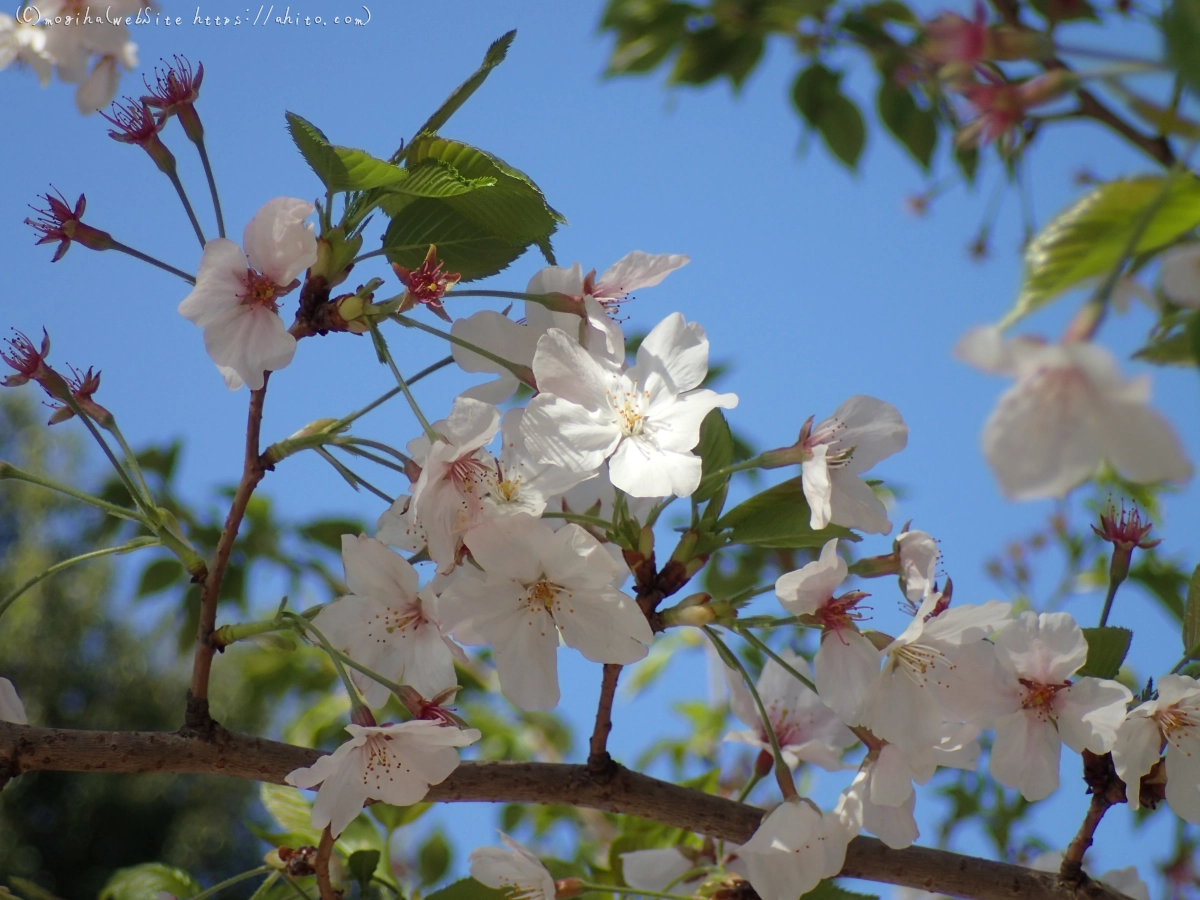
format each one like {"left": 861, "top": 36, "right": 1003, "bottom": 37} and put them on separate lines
{"left": 1078, "top": 626, "right": 1133, "bottom": 679}
{"left": 802, "top": 880, "right": 879, "bottom": 900}
{"left": 1006, "top": 176, "right": 1200, "bottom": 326}
{"left": 286, "top": 111, "right": 335, "bottom": 185}
{"left": 388, "top": 159, "right": 496, "bottom": 199}
{"left": 261, "top": 782, "right": 322, "bottom": 844}
{"left": 424, "top": 879, "right": 508, "bottom": 900}
{"left": 99, "top": 864, "right": 201, "bottom": 900}
{"left": 348, "top": 850, "right": 381, "bottom": 894}
{"left": 415, "top": 31, "right": 516, "bottom": 137}
{"left": 1184, "top": 564, "right": 1200, "bottom": 656}
{"left": 877, "top": 82, "right": 936, "bottom": 170}
{"left": 718, "top": 477, "right": 860, "bottom": 549}
{"left": 1164, "top": 0, "right": 1200, "bottom": 96}
{"left": 137, "top": 557, "right": 183, "bottom": 597}
{"left": 284, "top": 112, "right": 410, "bottom": 192}
{"left": 695, "top": 409, "right": 734, "bottom": 502}
{"left": 1129, "top": 554, "right": 1187, "bottom": 621}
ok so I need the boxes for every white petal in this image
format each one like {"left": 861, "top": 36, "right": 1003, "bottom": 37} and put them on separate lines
{"left": 493, "top": 606, "right": 562, "bottom": 711}
{"left": 827, "top": 470, "right": 892, "bottom": 535}
{"left": 0, "top": 677, "right": 28, "bottom": 724}
{"left": 990, "top": 710, "right": 1061, "bottom": 801}
{"left": 775, "top": 539, "right": 846, "bottom": 616}
{"left": 597, "top": 251, "right": 689, "bottom": 296}
{"left": 74, "top": 55, "right": 118, "bottom": 114}
{"left": 1112, "top": 711, "right": 1162, "bottom": 811}
{"left": 555, "top": 586, "right": 652, "bottom": 664}
{"left": 202, "top": 306, "right": 296, "bottom": 391}
{"left": 954, "top": 325, "right": 1016, "bottom": 375}
{"left": 814, "top": 630, "right": 880, "bottom": 724}
{"left": 243, "top": 198, "right": 317, "bottom": 286}
{"left": 1054, "top": 677, "right": 1132, "bottom": 754}
{"left": 637, "top": 313, "right": 709, "bottom": 394}
{"left": 621, "top": 848, "right": 694, "bottom": 892}
{"left": 178, "top": 240, "right": 250, "bottom": 326}
{"left": 820, "top": 396, "right": 908, "bottom": 475}
{"left": 993, "top": 611, "right": 1087, "bottom": 684}
{"left": 1100, "top": 396, "right": 1192, "bottom": 486}
{"left": 1165, "top": 747, "right": 1200, "bottom": 824}
{"left": 531, "top": 327, "right": 618, "bottom": 410}
{"left": 522, "top": 393, "right": 620, "bottom": 475}
{"left": 802, "top": 447, "right": 833, "bottom": 530}
{"left": 609, "top": 439, "right": 701, "bottom": 498}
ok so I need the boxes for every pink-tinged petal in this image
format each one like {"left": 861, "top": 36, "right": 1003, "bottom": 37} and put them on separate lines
{"left": 437, "top": 573, "right": 526, "bottom": 647}
{"left": 937, "top": 640, "right": 1022, "bottom": 727}
{"left": 217, "top": 366, "right": 245, "bottom": 391}
{"left": 775, "top": 539, "right": 846, "bottom": 615}
{"left": 1100, "top": 397, "right": 1192, "bottom": 486}
{"left": 341, "top": 534, "right": 420, "bottom": 604}
{"left": 201, "top": 305, "right": 296, "bottom": 392}
{"left": 865, "top": 666, "right": 943, "bottom": 760}
{"left": 637, "top": 313, "right": 709, "bottom": 394}
{"left": 0, "top": 677, "right": 27, "bottom": 724}
{"left": 814, "top": 630, "right": 880, "bottom": 725}
{"left": 740, "top": 800, "right": 825, "bottom": 900}
{"left": 822, "top": 396, "right": 908, "bottom": 475}
{"left": 1157, "top": 674, "right": 1200, "bottom": 707}
{"left": 521, "top": 393, "right": 620, "bottom": 474}
{"left": 922, "top": 600, "right": 1013, "bottom": 645}
{"left": 243, "top": 197, "right": 317, "bottom": 286}
{"left": 451, "top": 311, "right": 539, "bottom": 403}
{"left": 827, "top": 470, "right": 892, "bottom": 535}
{"left": 802, "top": 447, "right": 833, "bottom": 530}
{"left": 178, "top": 240, "right": 250, "bottom": 326}
{"left": 597, "top": 251, "right": 689, "bottom": 295}
{"left": 555, "top": 586, "right": 652, "bottom": 664}
{"left": 1112, "top": 711, "right": 1162, "bottom": 811}
{"left": 438, "top": 396, "right": 501, "bottom": 451}
{"left": 541, "top": 524, "right": 623, "bottom": 588}
{"left": 621, "top": 848, "right": 695, "bottom": 892}
{"left": 954, "top": 325, "right": 1017, "bottom": 375}
{"left": 990, "top": 710, "right": 1061, "bottom": 801}
{"left": 494, "top": 605, "right": 562, "bottom": 711}
{"left": 531, "top": 328, "right": 618, "bottom": 409}
{"left": 1054, "top": 677, "right": 1132, "bottom": 754}
{"left": 387, "top": 722, "right": 480, "bottom": 782}
{"left": 402, "top": 623, "right": 461, "bottom": 700}
{"left": 1097, "top": 867, "right": 1151, "bottom": 900}
{"left": 993, "top": 611, "right": 1087, "bottom": 683}
{"left": 376, "top": 496, "right": 426, "bottom": 554}
{"left": 609, "top": 439, "right": 701, "bottom": 498}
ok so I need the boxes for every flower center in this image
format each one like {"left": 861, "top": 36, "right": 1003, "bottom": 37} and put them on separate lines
{"left": 1158, "top": 705, "right": 1200, "bottom": 750}
{"left": 239, "top": 269, "right": 283, "bottom": 312}
{"left": 608, "top": 382, "right": 648, "bottom": 436}
{"left": 892, "top": 642, "right": 950, "bottom": 686}
{"left": 1019, "top": 678, "right": 1069, "bottom": 719}
{"left": 449, "top": 455, "right": 494, "bottom": 495}
{"left": 374, "top": 604, "right": 424, "bottom": 636}
{"left": 818, "top": 591, "right": 870, "bottom": 634}
{"left": 527, "top": 578, "right": 562, "bottom": 612}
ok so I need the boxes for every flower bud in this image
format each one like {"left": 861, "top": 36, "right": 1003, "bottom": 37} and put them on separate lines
{"left": 555, "top": 879, "right": 586, "bottom": 899}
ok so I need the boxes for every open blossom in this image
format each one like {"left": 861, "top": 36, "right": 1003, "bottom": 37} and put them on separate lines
{"left": 983, "top": 611, "right": 1132, "bottom": 801}
{"left": 483, "top": 408, "right": 596, "bottom": 520}
{"left": 739, "top": 798, "right": 852, "bottom": 900}
{"left": 438, "top": 515, "right": 653, "bottom": 711}
{"left": 179, "top": 198, "right": 317, "bottom": 390}
{"left": 469, "top": 833, "right": 557, "bottom": 900}
{"left": 723, "top": 650, "right": 857, "bottom": 771}
{"left": 1112, "top": 674, "right": 1200, "bottom": 823}
{"left": 312, "top": 535, "right": 463, "bottom": 705}
{"left": 285, "top": 719, "right": 480, "bottom": 838}
{"left": 956, "top": 326, "right": 1191, "bottom": 499}
{"left": 775, "top": 539, "right": 880, "bottom": 724}
{"left": 836, "top": 758, "right": 918, "bottom": 849}
{"left": 798, "top": 396, "right": 908, "bottom": 534}
{"left": 35, "top": 0, "right": 141, "bottom": 113}
{"left": 0, "top": 677, "right": 28, "bottom": 724}
{"left": 522, "top": 312, "right": 737, "bottom": 498}
{"left": 0, "top": 14, "right": 52, "bottom": 85}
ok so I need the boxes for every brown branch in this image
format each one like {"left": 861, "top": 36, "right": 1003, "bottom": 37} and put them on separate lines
{"left": 186, "top": 377, "right": 271, "bottom": 732}
{"left": 315, "top": 827, "right": 338, "bottom": 900}
{"left": 1060, "top": 751, "right": 1127, "bottom": 886}
{"left": 0, "top": 722, "right": 1134, "bottom": 900}
{"left": 588, "top": 663, "right": 623, "bottom": 773}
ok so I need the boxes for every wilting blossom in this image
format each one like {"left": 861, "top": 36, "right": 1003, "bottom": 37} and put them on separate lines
{"left": 179, "top": 198, "right": 317, "bottom": 390}
{"left": 956, "top": 326, "right": 1191, "bottom": 500}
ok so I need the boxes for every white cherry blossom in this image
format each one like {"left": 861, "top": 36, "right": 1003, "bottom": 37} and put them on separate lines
{"left": 774, "top": 539, "right": 880, "bottom": 725}
{"left": 723, "top": 650, "right": 857, "bottom": 771}
{"left": 285, "top": 720, "right": 480, "bottom": 838}
{"left": 312, "top": 535, "right": 463, "bottom": 705}
{"left": 739, "top": 798, "right": 851, "bottom": 900}
{"left": 836, "top": 762, "right": 919, "bottom": 849}
{"left": 1112, "top": 674, "right": 1200, "bottom": 822}
{"left": 376, "top": 494, "right": 427, "bottom": 555}
{"left": 178, "top": 198, "right": 317, "bottom": 390}
{"left": 982, "top": 611, "right": 1132, "bottom": 801}
{"left": 522, "top": 312, "right": 737, "bottom": 498}
{"left": 484, "top": 408, "right": 595, "bottom": 519}
{"left": 438, "top": 515, "right": 653, "bottom": 711}
{"left": 0, "top": 15, "right": 51, "bottom": 85}
{"left": 896, "top": 528, "right": 939, "bottom": 605}
{"left": 35, "top": 0, "right": 140, "bottom": 113}
{"left": 955, "top": 326, "right": 1191, "bottom": 500}
{"left": 0, "top": 677, "right": 28, "bottom": 724}
{"left": 470, "top": 833, "right": 557, "bottom": 900}
{"left": 798, "top": 396, "right": 907, "bottom": 534}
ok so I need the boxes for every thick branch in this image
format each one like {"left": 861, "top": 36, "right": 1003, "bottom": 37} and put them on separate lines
{"left": 0, "top": 722, "right": 1132, "bottom": 900}
{"left": 187, "top": 379, "right": 270, "bottom": 729}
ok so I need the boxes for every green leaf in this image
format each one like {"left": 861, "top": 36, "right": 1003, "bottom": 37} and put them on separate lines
{"left": 285, "top": 111, "right": 336, "bottom": 185}
{"left": 1133, "top": 329, "right": 1196, "bottom": 366}
{"left": 348, "top": 850, "right": 381, "bottom": 895}
{"left": 388, "top": 159, "right": 497, "bottom": 199}
{"left": 136, "top": 558, "right": 183, "bottom": 597}
{"left": 424, "top": 879, "right": 508, "bottom": 900}
{"left": 1129, "top": 553, "right": 1187, "bottom": 621}
{"left": 284, "top": 112, "right": 410, "bottom": 192}
{"left": 602, "top": 0, "right": 692, "bottom": 75}
{"left": 1006, "top": 176, "right": 1200, "bottom": 326}
{"left": 297, "top": 518, "right": 363, "bottom": 551}
{"left": 99, "top": 864, "right": 201, "bottom": 900}
{"left": 792, "top": 65, "right": 866, "bottom": 170}
{"left": 718, "top": 477, "right": 860, "bottom": 549}
{"left": 670, "top": 27, "right": 765, "bottom": 89}
{"left": 370, "top": 800, "right": 432, "bottom": 831}
{"left": 1164, "top": 0, "right": 1200, "bottom": 94}
{"left": 414, "top": 31, "right": 517, "bottom": 137}
{"left": 260, "top": 782, "right": 322, "bottom": 844}
{"left": 802, "top": 880, "right": 880, "bottom": 900}
{"left": 694, "top": 409, "right": 734, "bottom": 502}
{"left": 1078, "top": 626, "right": 1133, "bottom": 679}
{"left": 1184, "top": 563, "right": 1200, "bottom": 656}
{"left": 877, "top": 82, "right": 937, "bottom": 170}
{"left": 418, "top": 830, "right": 453, "bottom": 886}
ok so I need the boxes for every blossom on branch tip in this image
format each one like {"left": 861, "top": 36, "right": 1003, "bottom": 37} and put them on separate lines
{"left": 469, "top": 833, "right": 557, "bottom": 900}
{"left": 178, "top": 197, "right": 317, "bottom": 390}
{"left": 285, "top": 719, "right": 480, "bottom": 838}
{"left": 0, "top": 677, "right": 28, "bottom": 724}
{"left": 46, "top": 364, "right": 111, "bottom": 426}
{"left": 1, "top": 329, "right": 52, "bottom": 388}
{"left": 1113, "top": 674, "right": 1200, "bottom": 822}
{"left": 25, "top": 191, "right": 113, "bottom": 261}
{"left": 955, "top": 326, "right": 1192, "bottom": 499}
{"left": 956, "top": 70, "right": 1073, "bottom": 147}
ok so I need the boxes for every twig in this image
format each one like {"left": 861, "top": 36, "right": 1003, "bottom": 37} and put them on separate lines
{"left": 1060, "top": 750, "right": 1126, "bottom": 886}
{"left": 186, "top": 378, "right": 270, "bottom": 731}
{"left": 588, "top": 664, "right": 622, "bottom": 773}
{"left": 315, "top": 827, "right": 337, "bottom": 900}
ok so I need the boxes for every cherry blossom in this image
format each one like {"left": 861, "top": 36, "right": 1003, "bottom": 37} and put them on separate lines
{"left": 956, "top": 326, "right": 1192, "bottom": 500}
{"left": 438, "top": 515, "right": 653, "bottom": 711}
{"left": 469, "top": 833, "right": 558, "bottom": 900}
{"left": 982, "top": 611, "right": 1132, "bottom": 801}
{"left": 836, "top": 761, "right": 919, "bottom": 850}
{"left": 622, "top": 848, "right": 704, "bottom": 893}
{"left": 312, "top": 535, "right": 463, "bottom": 705}
{"left": 407, "top": 397, "right": 501, "bottom": 572}
{"left": 723, "top": 649, "right": 857, "bottom": 771}
{"left": 739, "top": 798, "right": 852, "bottom": 900}
{"left": 35, "top": 0, "right": 141, "bottom": 113}
{"left": 896, "top": 528, "right": 939, "bottom": 605}
{"left": 774, "top": 539, "right": 880, "bottom": 724}
{"left": 797, "top": 396, "right": 908, "bottom": 534}
{"left": 1112, "top": 674, "right": 1200, "bottom": 823}
{"left": 0, "top": 677, "right": 28, "bottom": 724}
{"left": 178, "top": 198, "right": 317, "bottom": 390}
{"left": 0, "top": 14, "right": 51, "bottom": 85}
{"left": 521, "top": 312, "right": 737, "bottom": 498}
{"left": 483, "top": 409, "right": 596, "bottom": 520}
{"left": 285, "top": 719, "right": 480, "bottom": 838}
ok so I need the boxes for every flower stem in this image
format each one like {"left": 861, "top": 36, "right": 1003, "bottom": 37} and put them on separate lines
{"left": 368, "top": 321, "right": 439, "bottom": 442}
{"left": 285, "top": 612, "right": 366, "bottom": 707}
{"left": 1097, "top": 575, "right": 1123, "bottom": 628}
{"left": 109, "top": 239, "right": 196, "bottom": 284}
{"left": 315, "top": 447, "right": 395, "bottom": 503}
{"left": 733, "top": 625, "right": 819, "bottom": 693}
{"left": 193, "top": 134, "right": 226, "bottom": 238}
{"left": 540, "top": 511, "right": 616, "bottom": 531}
{"left": 60, "top": 393, "right": 151, "bottom": 513}
{"left": 0, "top": 463, "right": 145, "bottom": 523}
{"left": 736, "top": 768, "right": 765, "bottom": 803}
{"left": 188, "top": 866, "right": 272, "bottom": 900}
{"left": 165, "top": 167, "right": 207, "bottom": 248}
{"left": 0, "top": 537, "right": 160, "bottom": 621}
{"left": 104, "top": 419, "right": 153, "bottom": 501}
{"left": 390, "top": 313, "right": 536, "bottom": 388}
{"left": 703, "top": 626, "right": 797, "bottom": 799}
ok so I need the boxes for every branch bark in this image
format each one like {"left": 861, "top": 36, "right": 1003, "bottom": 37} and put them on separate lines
{"left": 186, "top": 378, "right": 271, "bottom": 731}
{"left": 0, "top": 722, "right": 1132, "bottom": 900}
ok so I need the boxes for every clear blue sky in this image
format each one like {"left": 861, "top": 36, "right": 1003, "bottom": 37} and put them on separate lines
{"left": 1, "top": 2, "right": 1195, "bottom": 894}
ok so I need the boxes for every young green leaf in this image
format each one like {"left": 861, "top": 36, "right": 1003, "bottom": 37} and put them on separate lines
{"left": 136, "top": 557, "right": 183, "bottom": 596}
{"left": 1077, "top": 626, "right": 1133, "bottom": 679}
{"left": 348, "top": 850, "right": 382, "bottom": 895}
{"left": 694, "top": 409, "right": 734, "bottom": 502}
{"left": 718, "top": 477, "right": 860, "bottom": 548}
{"left": 413, "top": 31, "right": 518, "bottom": 139}
{"left": 99, "top": 864, "right": 201, "bottom": 900}
{"left": 792, "top": 64, "right": 866, "bottom": 170}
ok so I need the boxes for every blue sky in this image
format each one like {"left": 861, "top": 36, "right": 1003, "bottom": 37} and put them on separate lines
{"left": 1, "top": 1, "right": 1196, "bottom": 894}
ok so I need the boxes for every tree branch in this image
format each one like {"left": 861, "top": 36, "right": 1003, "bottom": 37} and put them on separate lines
{"left": 588, "top": 663, "right": 623, "bottom": 773}
{"left": 186, "top": 378, "right": 271, "bottom": 731}
{"left": 0, "top": 722, "right": 1133, "bottom": 900}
